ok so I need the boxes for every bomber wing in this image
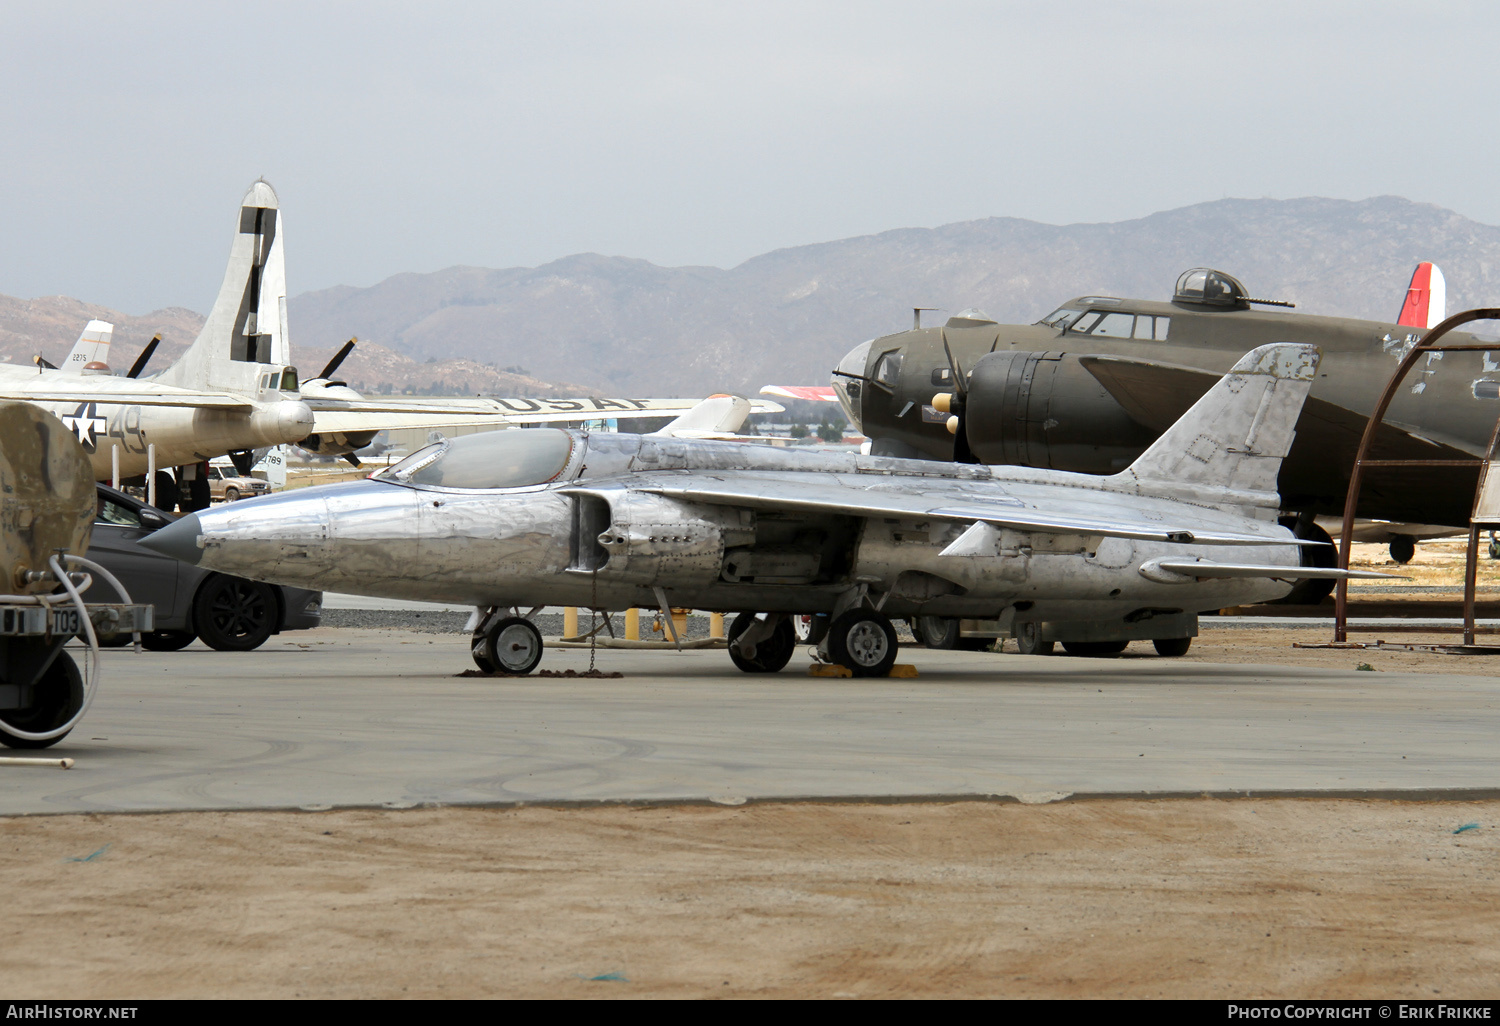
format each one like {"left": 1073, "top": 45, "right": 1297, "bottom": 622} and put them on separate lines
{"left": 305, "top": 396, "right": 783, "bottom": 435}
{"left": 636, "top": 478, "right": 1306, "bottom": 547}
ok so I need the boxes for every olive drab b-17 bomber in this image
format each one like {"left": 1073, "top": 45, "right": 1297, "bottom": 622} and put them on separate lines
{"left": 830, "top": 265, "right": 1495, "bottom": 538}
{"left": 141, "top": 343, "right": 1387, "bottom": 678}
{"left": 2, "top": 181, "right": 772, "bottom": 512}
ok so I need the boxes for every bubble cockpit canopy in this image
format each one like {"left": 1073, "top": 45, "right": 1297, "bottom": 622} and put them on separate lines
{"left": 1173, "top": 268, "right": 1249, "bottom": 309}
{"left": 375, "top": 428, "right": 575, "bottom": 490}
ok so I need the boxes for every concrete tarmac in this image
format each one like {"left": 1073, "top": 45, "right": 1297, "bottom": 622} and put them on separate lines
{"left": 5, "top": 627, "right": 1500, "bottom": 815}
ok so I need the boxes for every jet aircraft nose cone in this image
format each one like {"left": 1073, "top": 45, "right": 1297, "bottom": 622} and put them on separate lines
{"left": 138, "top": 512, "right": 204, "bottom": 566}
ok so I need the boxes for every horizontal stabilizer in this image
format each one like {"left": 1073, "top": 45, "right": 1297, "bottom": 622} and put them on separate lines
{"left": 1140, "top": 557, "right": 1397, "bottom": 583}
{"left": 652, "top": 394, "right": 755, "bottom": 438}
{"left": 759, "top": 385, "right": 838, "bottom": 402}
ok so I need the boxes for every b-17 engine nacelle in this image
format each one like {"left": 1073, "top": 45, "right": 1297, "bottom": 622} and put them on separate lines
{"left": 959, "top": 350, "right": 1157, "bottom": 473}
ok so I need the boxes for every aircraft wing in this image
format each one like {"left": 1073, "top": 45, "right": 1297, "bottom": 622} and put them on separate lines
{"left": 634, "top": 479, "right": 1305, "bottom": 547}
{"left": 306, "top": 396, "right": 784, "bottom": 435}
{"left": 0, "top": 388, "right": 253, "bottom": 409}
{"left": 759, "top": 385, "right": 839, "bottom": 402}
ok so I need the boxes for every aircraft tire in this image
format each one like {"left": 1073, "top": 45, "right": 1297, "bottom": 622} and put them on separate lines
{"left": 1153, "top": 637, "right": 1192, "bottom": 657}
{"left": 193, "top": 576, "right": 277, "bottom": 652}
{"left": 791, "top": 613, "right": 830, "bottom": 646}
{"left": 827, "top": 609, "right": 898, "bottom": 677}
{"left": 153, "top": 471, "right": 178, "bottom": 512}
{"left": 1271, "top": 517, "right": 1337, "bottom": 605}
{"left": 1061, "top": 640, "right": 1128, "bottom": 657}
{"left": 0, "top": 650, "right": 83, "bottom": 749}
{"left": 1014, "top": 622, "right": 1053, "bottom": 655}
{"left": 913, "top": 615, "right": 960, "bottom": 650}
{"left": 481, "top": 617, "right": 544, "bottom": 675}
{"left": 140, "top": 630, "right": 196, "bottom": 652}
{"left": 471, "top": 630, "right": 498, "bottom": 673}
{"left": 1389, "top": 536, "right": 1416, "bottom": 564}
{"left": 728, "top": 613, "right": 795, "bottom": 673}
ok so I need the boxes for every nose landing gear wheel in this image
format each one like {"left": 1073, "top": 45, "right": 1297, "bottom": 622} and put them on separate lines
{"left": 728, "top": 613, "right": 796, "bottom": 673}
{"left": 477, "top": 616, "right": 544, "bottom": 675}
{"left": 827, "top": 609, "right": 898, "bottom": 677}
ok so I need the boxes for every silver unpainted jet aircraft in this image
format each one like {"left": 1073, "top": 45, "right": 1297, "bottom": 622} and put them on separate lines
{"left": 142, "top": 342, "right": 1385, "bottom": 677}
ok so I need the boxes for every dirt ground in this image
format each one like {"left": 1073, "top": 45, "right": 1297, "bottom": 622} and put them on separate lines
{"left": 3, "top": 799, "right": 1498, "bottom": 999}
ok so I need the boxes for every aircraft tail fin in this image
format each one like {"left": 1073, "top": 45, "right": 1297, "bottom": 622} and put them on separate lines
{"left": 651, "top": 394, "right": 753, "bottom": 438}
{"left": 1397, "top": 261, "right": 1446, "bottom": 329}
{"left": 1110, "top": 343, "right": 1320, "bottom": 516}
{"left": 153, "top": 180, "right": 290, "bottom": 392}
{"left": 62, "top": 320, "right": 113, "bottom": 372}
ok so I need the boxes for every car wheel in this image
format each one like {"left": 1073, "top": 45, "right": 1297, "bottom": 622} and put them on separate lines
{"left": 193, "top": 576, "right": 276, "bottom": 651}
{"left": 827, "top": 609, "right": 898, "bottom": 677}
{"left": 728, "top": 613, "right": 796, "bottom": 673}
{"left": 0, "top": 650, "right": 83, "bottom": 749}
{"left": 1015, "top": 622, "right": 1054, "bottom": 656}
{"left": 481, "top": 617, "right": 544, "bottom": 675}
{"left": 1061, "top": 640, "right": 1129, "bottom": 657}
{"left": 1153, "top": 637, "right": 1192, "bottom": 657}
{"left": 224, "top": 486, "right": 239, "bottom": 502}
{"left": 140, "top": 630, "right": 196, "bottom": 652}
{"left": 913, "top": 615, "right": 960, "bottom": 650}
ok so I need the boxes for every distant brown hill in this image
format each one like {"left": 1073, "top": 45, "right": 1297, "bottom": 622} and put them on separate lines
{"left": 284, "top": 196, "right": 1500, "bottom": 396}
{"left": 0, "top": 297, "right": 591, "bottom": 398}
{"left": 8, "top": 196, "right": 1500, "bottom": 398}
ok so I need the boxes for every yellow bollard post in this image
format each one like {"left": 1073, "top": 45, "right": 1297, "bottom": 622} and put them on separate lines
{"left": 709, "top": 612, "right": 725, "bottom": 638}
{"left": 563, "top": 606, "right": 578, "bottom": 639}
{"left": 671, "top": 607, "right": 689, "bottom": 639}
{"left": 625, "top": 607, "right": 640, "bottom": 641}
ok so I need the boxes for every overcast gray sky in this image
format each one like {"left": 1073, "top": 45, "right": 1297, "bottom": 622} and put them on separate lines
{"left": 3, "top": 0, "right": 1496, "bottom": 313}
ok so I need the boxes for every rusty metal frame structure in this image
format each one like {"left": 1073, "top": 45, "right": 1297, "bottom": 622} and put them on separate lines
{"left": 1333, "top": 308, "right": 1500, "bottom": 643}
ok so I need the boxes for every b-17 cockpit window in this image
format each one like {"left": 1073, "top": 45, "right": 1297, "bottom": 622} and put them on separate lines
{"left": 280, "top": 368, "right": 299, "bottom": 392}
{"left": 1038, "top": 308, "right": 1081, "bottom": 329}
{"left": 1092, "top": 312, "right": 1135, "bottom": 338}
{"left": 1065, "top": 312, "right": 1171, "bottom": 341}
{"left": 375, "top": 428, "right": 575, "bottom": 490}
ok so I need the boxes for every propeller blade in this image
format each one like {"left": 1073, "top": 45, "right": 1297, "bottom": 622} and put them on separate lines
{"left": 318, "top": 338, "right": 357, "bottom": 381}
{"left": 33, "top": 355, "right": 57, "bottom": 371}
{"left": 126, "top": 335, "right": 161, "bottom": 379}
{"left": 342, "top": 452, "right": 363, "bottom": 469}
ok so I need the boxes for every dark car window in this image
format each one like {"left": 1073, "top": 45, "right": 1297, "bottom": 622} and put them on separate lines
{"left": 97, "top": 499, "right": 142, "bottom": 528}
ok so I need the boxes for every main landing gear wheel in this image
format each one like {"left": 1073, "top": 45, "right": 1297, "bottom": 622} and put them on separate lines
{"left": 1061, "top": 640, "right": 1128, "bottom": 657}
{"left": 476, "top": 616, "right": 544, "bottom": 675}
{"left": 728, "top": 613, "right": 796, "bottom": 673}
{"left": 0, "top": 651, "right": 84, "bottom": 749}
{"left": 826, "top": 609, "right": 898, "bottom": 678}
{"left": 913, "top": 615, "right": 959, "bottom": 650}
{"left": 1015, "top": 622, "right": 1054, "bottom": 656}
{"left": 1153, "top": 637, "right": 1192, "bottom": 657}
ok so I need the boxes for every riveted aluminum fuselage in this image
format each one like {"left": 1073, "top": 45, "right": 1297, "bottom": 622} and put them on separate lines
{"left": 180, "top": 430, "right": 1299, "bottom": 619}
